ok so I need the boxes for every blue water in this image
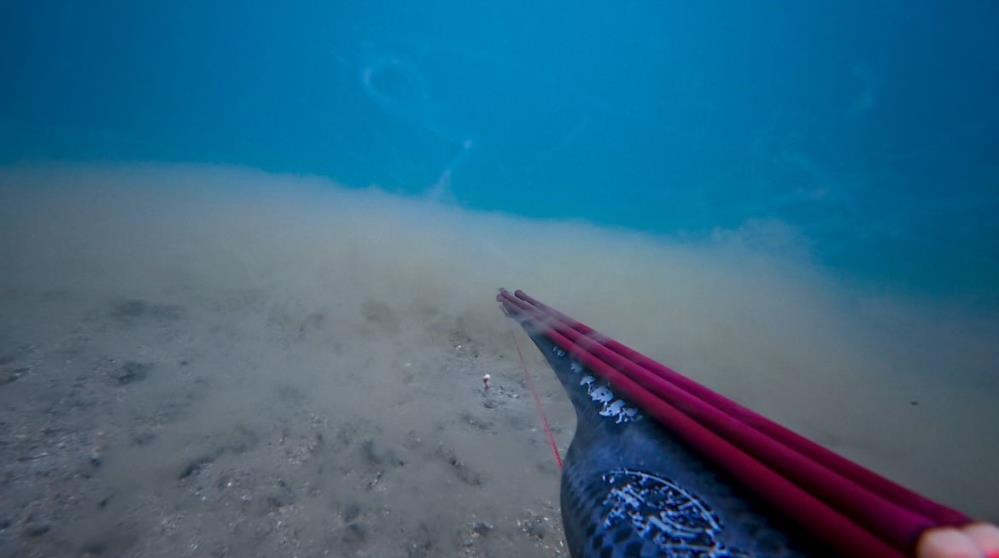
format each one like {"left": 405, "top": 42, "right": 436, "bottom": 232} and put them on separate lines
{"left": 3, "top": 1, "right": 998, "bottom": 302}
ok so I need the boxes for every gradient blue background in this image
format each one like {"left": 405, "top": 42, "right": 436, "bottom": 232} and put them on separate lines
{"left": 2, "top": 1, "right": 997, "bottom": 302}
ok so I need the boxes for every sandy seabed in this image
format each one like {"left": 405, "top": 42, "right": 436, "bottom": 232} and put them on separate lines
{"left": 1, "top": 164, "right": 996, "bottom": 557}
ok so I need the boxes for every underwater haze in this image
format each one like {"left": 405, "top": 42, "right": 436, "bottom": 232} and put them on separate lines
{"left": 4, "top": 1, "right": 999, "bottom": 300}
{"left": 1, "top": 2, "right": 998, "bottom": 557}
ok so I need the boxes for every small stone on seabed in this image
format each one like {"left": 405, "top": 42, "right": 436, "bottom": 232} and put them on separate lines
{"left": 23, "top": 522, "right": 51, "bottom": 537}
{"left": 472, "top": 521, "right": 494, "bottom": 536}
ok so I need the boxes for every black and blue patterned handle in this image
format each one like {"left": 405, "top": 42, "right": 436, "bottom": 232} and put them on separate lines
{"left": 526, "top": 332, "right": 829, "bottom": 558}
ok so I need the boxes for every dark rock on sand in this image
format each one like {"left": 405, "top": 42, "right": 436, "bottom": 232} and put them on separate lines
{"left": 131, "top": 431, "right": 156, "bottom": 446}
{"left": 114, "top": 361, "right": 151, "bottom": 385}
{"left": 405, "top": 523, "right": 436, "bottom": 558}
{"left": 436, "top": 444, "right": 482, "bottom": 486}
{"left": 178, "top": 455, "right": 214, "bottom": 479}
{"left": 22, "top": 521, "right": 51, "bottom": 538}
{"left": 519, "top": 511, "right": 551, "bottom": 540}
{"left": 361, "top": 300, "right": 400, "bottom": 336}
{"left": 109, "top": 299, "right": 184, "bottom": 324}
{"left": 97, "top": 491, "right": 115, "bottom": 509}
{"left": 79, "top": 524, "right": 140, "bottom": 557}
{"left": 342, "top": 522, "right": 367, "bottom": 546}
{"left": 296, "top": 311, "right": 327, "bottom": 340}
{"left": 0, "top": 344, "right": 33, "bottom": 366}
{"left": 275, "top": 384, "right": 306, "bottom": 404}
{"left": 360, "top": 438, "right": 404, "bottom": 467}
{"left": 471, "top": 520, "right": 495, "bottom": 536}
{"left": 364, "top": 470, "right": 385, "bottom": 491}
{"left": 89, "top": 448, "right": 103, "bottom": 468}
{"left": 219, "top": 425, "right": 259, "bottom": 455}
{"left": 341, "top": 503, "right": 362, "bottom": 523}
{"left": 0, "top": 366, "right": 29, "bottom": 385}
{"left": 260, "top": 479, "right": 296, "bottom": 512}
{"left": 459, "top": 410, "right": 494, "bottom": 432}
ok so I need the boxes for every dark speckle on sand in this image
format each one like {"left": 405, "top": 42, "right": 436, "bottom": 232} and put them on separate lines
{"left": 109, "top": 300, "right": 184, "bottom": 324}
{"left": 22, "top": 521, "right": 51, "bottom": 538}
{"left": 114, "top": 361, "right": 151, "bottom": 385}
